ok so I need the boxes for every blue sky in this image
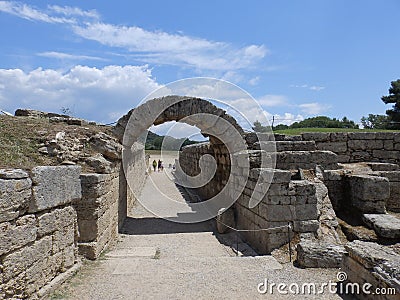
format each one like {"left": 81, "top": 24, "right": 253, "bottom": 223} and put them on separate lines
{"left": 0, "top": 0, "right": 399, "bottom": 130}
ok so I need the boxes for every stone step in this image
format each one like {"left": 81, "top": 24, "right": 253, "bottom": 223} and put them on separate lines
{"left": 246, "top": 150, "right": 340, "bottom": 170}
{"left": 252, "top": 141, "right": 316, "bottom": 152}
{"left": 362, "top": 213, "right": 400, "bottom": 239}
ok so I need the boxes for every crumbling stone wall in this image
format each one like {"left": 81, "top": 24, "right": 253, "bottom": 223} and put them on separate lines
{"left": 0, "top": 166, "right": 81, "bottom": 299}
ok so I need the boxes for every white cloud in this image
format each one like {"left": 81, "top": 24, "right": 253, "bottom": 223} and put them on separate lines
{"left": 290, "top": 84, "right": 325, "bottom": 91}
{"left": 271, "top": 113, "right": 304, "bottom": 126}
{"left": 0, "top": 65, "right": 161, "bottom": 123}
{"left": 256, "top": 94, "right": 288, "bottom": 107}
{"left": 0, "top": 1, "right": 267, "bottom": 71}
{"left": 48, "top": 5, "right": 99, "bottom": 19}
{"left": 37, "top": 51, "right": 106, "bottom": 61}
{"left": 0, "top": 1, "right": 74, "bottom": 24}
{"left": 248, "top": 76, "right": 260, "bottom": 86}
{"left": 309, "top": 85, "right": 325, "bottom": 91}
{"left": 298, "top": 102, "right": 331, "bottom": 115}
{"left": 72, "top": 22, "right": 267, "bottom": 70}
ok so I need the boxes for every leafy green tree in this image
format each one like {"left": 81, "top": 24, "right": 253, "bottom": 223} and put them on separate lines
{"left": 252, "top": 120, "right": 270, "bottom": 133}
{"left": 361, "top": 114, "right": 388, "bottom": 129}
{"left": 381, "top": 79, "right": 400, "bottom": 129}
{"left": 289, "top": 116, "right": 358, "bottom": 129}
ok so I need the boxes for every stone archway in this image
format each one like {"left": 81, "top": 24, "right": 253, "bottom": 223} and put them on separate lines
{"left": 112, "top": 95, "right": 245, "bottom": 146}
{"left": 113, "top": 95, "right": 249, "bottom": 224}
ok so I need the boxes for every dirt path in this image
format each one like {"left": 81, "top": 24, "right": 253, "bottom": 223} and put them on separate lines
{"left": 49, "top": 169, "right": 342, "bottom": 300}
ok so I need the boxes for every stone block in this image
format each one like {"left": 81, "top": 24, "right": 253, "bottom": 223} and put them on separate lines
{"left": 37, "top": 206, "right": 76, "bottom": 237}
{"left": 365, "top": 140, "right": 384, "bottom": 150}
{"left": 375, "top": 132, "right": 396, "bottom": 140}
{"left": 348, "top": 139, "right": 368, "bottom": 150}
{"left": 384, "top": 140, "right": 394, "bottom": 150}
{"left": 316, "top": 141, "right": 347, "bottom": 153}
{"left": 323, "top": 169, "right": 345, "bottom": 181}
{"left": 0, "top": 215, "right": 37, "bottom": 256}
{"left": 2, "top": 236, "right": 52, "bottom": 282}
{"left": 296, "top": 242, "right": 346, "bottom": 268}
{"left": 249, "top": 168, "right": 291, "bottom": 183}
{"left": 292, "top": 220, "right": 319, "bottom": 232}
{"left": 344, "top": 240, "right": 399, "bottom": 270}
{"left": 348, "top": 132, "right": 377, "bottom": 140}
{"left": 0, "top": 169, "right": 29, "bottom": 179}
{"left": 362, "top": 214, "right": 400, "bottom": 239}
{"left": 295, "top": 204, "right": 318, "bottom": 220}
{"left": 372, "top": 150, "right": 399, "bottom": 160}
{"left": 348, "top": 175, "right": 390, "bottom": 201}
{"left": 367, "top": 162, "right": 399, "bottom": 171}
{"left": 259, "top": 203, "right": 295, "bottom": 222}
{"left": 301, "top": 132, "right": 330, "bottom": 142}
{"left": 330, "top": 132, "right": 348, "bottom": 142}
{"left": 290, "top": 180, "right": 316, "bottom": 196}
{"left": 0, "top": 177, "right": 32, "bottom": 222}
{"left": 52, "top": 225, "right": 75, "bottom": 254}
{"left": 29, "top": 166, "right": 82, "bottom": 213}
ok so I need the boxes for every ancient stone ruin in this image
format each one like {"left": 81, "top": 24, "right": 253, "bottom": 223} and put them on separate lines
{"left": 1, "top": 96, "right": 399, "bottom": 299}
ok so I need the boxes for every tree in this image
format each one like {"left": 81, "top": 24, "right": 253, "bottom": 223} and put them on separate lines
{"left": 289, "top": 116, "right": 358, "bottom": 129}
{"left": 252, "top": 120, "right": 270, "bottom": 133}
{"left": 361, "top": 114, "right": 389, "bottom": 129}
{"left": 381, "top": 79, "right": 400, "bottom": 129}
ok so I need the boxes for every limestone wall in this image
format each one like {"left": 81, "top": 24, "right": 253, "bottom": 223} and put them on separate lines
{"left": 0, "top": 166, "right": 81, "bottom": 299}
{"left": 179, "top": 143, "right": 321, "bottom": 254}
{"left": 301, "top": 132, "right": 400, "bottom": 164}
{"left": 74, "top": 172, "right": 119, "bottom": 260}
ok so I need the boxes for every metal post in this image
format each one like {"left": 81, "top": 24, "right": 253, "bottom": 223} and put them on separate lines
{"left": 288, "top": 222, "right": 292, "bottom": 262}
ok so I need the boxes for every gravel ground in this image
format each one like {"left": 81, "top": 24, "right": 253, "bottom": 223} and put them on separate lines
{"left": 48, "top": 163, "right": 343, "bottom": 300}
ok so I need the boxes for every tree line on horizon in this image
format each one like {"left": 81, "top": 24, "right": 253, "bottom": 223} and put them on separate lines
{"left": 253, "top": 79, "right": 400, "bottom": 131}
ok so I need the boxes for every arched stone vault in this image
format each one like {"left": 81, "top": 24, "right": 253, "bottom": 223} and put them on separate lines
{"left": 112, "top": 95, "right": 244, "bottom": 147}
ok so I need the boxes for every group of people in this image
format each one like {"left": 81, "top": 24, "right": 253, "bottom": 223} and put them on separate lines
{"left": 152, "top": 159, "right": 163, "bottom": 172}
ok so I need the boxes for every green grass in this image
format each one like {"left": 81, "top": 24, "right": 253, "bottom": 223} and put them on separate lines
{"left": 273, "top": 127, "right": 400, "bottom": 135}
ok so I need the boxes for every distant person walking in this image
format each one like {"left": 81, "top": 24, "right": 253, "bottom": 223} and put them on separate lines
{"left": 152, "top": 160, "right": 157, "bottom": 172}
{"left": 158, "top": 159, "right": 162, "bottom": 172}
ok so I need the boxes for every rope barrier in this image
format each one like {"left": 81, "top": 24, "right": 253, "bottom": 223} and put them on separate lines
{"left": 216, "top": 217, "right": 290, "bottom": 233}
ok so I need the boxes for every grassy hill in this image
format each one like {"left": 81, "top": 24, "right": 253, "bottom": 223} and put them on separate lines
{"left": 145, "top": 131, "right": 199, "bottom": 150}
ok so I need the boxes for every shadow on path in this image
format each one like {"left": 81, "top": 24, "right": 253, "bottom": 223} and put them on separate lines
{"left": 121, "top": 217, "right": 214, "bottom": 235}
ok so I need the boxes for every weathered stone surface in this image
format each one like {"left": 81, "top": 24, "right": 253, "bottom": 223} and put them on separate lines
{"left": 89, "top": 132, "right": 122, "bottom": 160}
{"left": 249, "top": 168, "right": 291, "bottom": 183}
{"left": 345, "top": 240, "right": 400, "bottom": 268}
{"left": 0, "top": 169, "right": 29, "bottom": 179}
{"left": 301, "top": 132, "right": 330, "bottom": 142}
{"left": 367, "top": 162, "right": 399, "bottom": 171}
{"left": 348, "top": 132, "right": 377, "bottom": 140}
{"left": 292, "top": 220, "right": 319, "bottom": 232}
{"left": 86, "top": 154, "right": 115, "bottom": 174}
{"left": 0, "top": 215, "right": 37, "bottom": 256}
{"left": 29, "top": 166, "right": 82, "bottom": 213}
{"left": 362, "top": 214, "right": 400, "bottom": 239}
{"left": 348, "top": 174, "right": 389, "bottom": 213}
{"left": 2, "top": 236, "right": 52, "bottom": 282}
{"left": 0, "top": 176, "right": 32, "bottom": 222}
{"left": 316, "top": 142, "right": 347, "bottom": 153}
{"left": 330, "top": 132, "right": 348, "bottom": 142}
{"left": 37, "top": 206, "right": 76, "bottom": 237}
{"left": 338, "top": 219, "right": 378, "bottom": 242}
{"left": 296, "top": 241, "right": 346, "bottom": 268}
{"left": 216, "top": 207, "right": 235, "bottom": 233}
